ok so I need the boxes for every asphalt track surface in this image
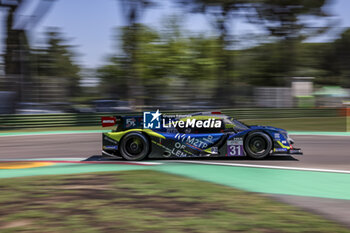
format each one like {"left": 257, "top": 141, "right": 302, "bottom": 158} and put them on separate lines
{"left": 0, "top": 133, "right": 349, "bottom": 171}
{"left": 1, "top": 132, "right": 350, "bottom": 226}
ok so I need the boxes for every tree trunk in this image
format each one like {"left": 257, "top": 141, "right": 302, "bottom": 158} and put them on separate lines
{"left": 214, "top": 12, "right": 233, "bottom": 107}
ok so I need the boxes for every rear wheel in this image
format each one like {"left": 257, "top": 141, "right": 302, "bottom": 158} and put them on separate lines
{"left": 244, "top": 132, "right": 272, "bottom": 159}
{"left": 120, "top": 132, "right": 150, "bottom": 161}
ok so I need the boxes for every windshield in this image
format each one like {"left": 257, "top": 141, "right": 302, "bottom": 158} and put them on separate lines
{"left": 224, "top": 118, "right": 249, "bottom": 131}
{"left": 233, "top": 119, "right": 249, "bottom": 130}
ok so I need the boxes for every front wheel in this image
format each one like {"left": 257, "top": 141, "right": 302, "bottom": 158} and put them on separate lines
{"left": 244, "top": 132, "right": 272, "bottom": 159}
{"left": 119, "top": 132, "right": 150, "bottom": 161}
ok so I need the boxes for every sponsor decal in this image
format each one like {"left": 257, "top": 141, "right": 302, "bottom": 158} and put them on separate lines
{"left": 227, "top": 138, "right": 244, "bottom": 156}
{"left": 143, "top": 110, "right": 222, "bottom": 129}
{"left": 101, "top": 116, "right": 116, "bottom": 127}
{"left": 172, "top": 142, "right": 188, "bottom": 157}
{"left": 274, "top": 133, "right": 280, "bottom": 139}
{"left": 174, "top": 133, "right": 212, "bottom": 149}
{"left": 184, "top": 128, "right": 192, "bottom": 134}
{"left": 125, "top": 117, "right": 137, "bottom": 128}
{"left": 274, "top": 148, "right": 288, "bottom": 152}
{"left": 103, "top": 120, "right": 115, "bottom": 123}
{"left": 103, "top": 145, "right": 118, "bottom": 150}
{"left": 143, "top": 110, "right": 162, "bottom": 129}
{"left": 211, "top": 147, "right": 218, "bottom": 154}
{"left": 166, "top": 128, "right": 178, "bottom": 134}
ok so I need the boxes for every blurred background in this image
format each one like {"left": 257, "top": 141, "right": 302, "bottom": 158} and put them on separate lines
{"left": 0, "top": 0, "right": 350, "bottom": 130}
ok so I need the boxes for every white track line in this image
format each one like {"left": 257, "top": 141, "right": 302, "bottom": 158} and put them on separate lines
{"left": 289, "top": 133, "right": 350, "bottom": 137}
{"left": 130, "top": 162, "right": 163, "bottom": 165}
{"left": 0, "top": 158, "right": 86, "bottom": 161}
{"left": 0, "top": 158, "right": 162, "bottom": 165}
{"left": 0, "top": 132, "right": 104, "bottom": 137}
{"left": 166, "top": 160, "right": 350, "bottom": 174}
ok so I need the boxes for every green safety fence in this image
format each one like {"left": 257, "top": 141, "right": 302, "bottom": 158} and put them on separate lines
{"left": 0, "top": 108, "right": 341, "bottom": 130}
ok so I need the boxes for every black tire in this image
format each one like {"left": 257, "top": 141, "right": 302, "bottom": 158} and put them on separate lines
{"left": 244, "top": 132, "right": 272, "bottom": 159}
{"left": 119, "top": 132, "right": 150, "bottom": 161}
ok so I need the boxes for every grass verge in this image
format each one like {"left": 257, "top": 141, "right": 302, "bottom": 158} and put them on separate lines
{"left": 0, "top": 170, "right": 348, "bottom": 233}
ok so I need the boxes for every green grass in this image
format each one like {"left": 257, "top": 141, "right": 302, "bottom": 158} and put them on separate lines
{"left": 0, "top": 170, "right": 348, "bottom": 233}
{"left": 242, "top": 117, "right": 347, "bottom": 132}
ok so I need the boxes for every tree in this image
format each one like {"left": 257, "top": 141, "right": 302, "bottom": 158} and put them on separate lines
{"left": 98, "top": 57, "right": 129, "bottom": 99}
{"left": 1, "top": 0, "right": 55, "bottom": 101}
{"left": 178, "top": 0, "right": 252, "bottom": 105}
{"left": 116, "top": 0, "right": 157, "bottom": 108}
{"left": 32, "top": 28, "right": 81, "bottom": 98}
{"left": 1, "top": 0, "right": 31, "bottom": 102}
{"left": 249, "top": 0, "right": 334, "bottom": 81}
{"left": 98, "top": 21, "right": 221, "bottom": 105}
{"left": 1, "top": 0, "right": 30, "bottom": 76}
{"left": 325, "top": 29, "right": 350, "bottom": 87}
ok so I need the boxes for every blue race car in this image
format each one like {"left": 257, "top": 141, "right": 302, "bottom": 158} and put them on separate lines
{"left": 101, "top": 112, "right": 302, "bottom": 160}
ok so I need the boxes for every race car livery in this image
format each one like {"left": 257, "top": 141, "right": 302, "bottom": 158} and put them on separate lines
{"left": 101, "top": 112, "right": 302, "bottom": 161}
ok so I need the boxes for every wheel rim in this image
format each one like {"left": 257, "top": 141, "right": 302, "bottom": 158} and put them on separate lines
{"left": 125, "top": 136, "right": 144, "bottom": 157}
{"left": 249, "top": 136, "right": 267, "bottom": 154}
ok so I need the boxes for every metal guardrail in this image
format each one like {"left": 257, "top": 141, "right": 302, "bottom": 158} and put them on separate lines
{"left": 0, "top": 108, "right": 340, "bottom": 130}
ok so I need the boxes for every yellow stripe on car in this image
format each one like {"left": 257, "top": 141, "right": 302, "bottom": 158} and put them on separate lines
{"left": 105, "top": 129, "right": 165, "bottom": 142}
{"left": 179, "top": 116, "right": 222, "bottom": 121}
{"left": 277, "top": 141, "right": 290, "bottom": 149}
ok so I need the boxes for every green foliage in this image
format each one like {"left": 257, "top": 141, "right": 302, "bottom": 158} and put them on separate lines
{"left": 98, "top": 17, "right": 350, "bottom": 102}
{"left": 97, "top": 57, "right": 129, "bottom": 99}
{"left": 98, "top": 21, "right": 221, "bottom": 103}
{"left": 2, "top": 0, "right": 344, "bottom": 105}
{"left": 31, "top": 28, "right": 81, "bottom": 97}
{"left": 245, "top": 0, "right": 333, "bottom": 85}
{"left": 178, "top": 0, "right": 252, "bottom": 104}
{"left": 34, "top": 30, "right": 79, "bottom": 77}
{"left": 325, "top": 29, "right": 350, "bottom": 87}
{"left": 252, "top": 0, "right": 331, "bottom": 40}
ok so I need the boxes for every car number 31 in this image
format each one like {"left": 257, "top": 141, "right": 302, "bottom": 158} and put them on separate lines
{"left": 228, "top": 145, "right": 244, "bottom": 156}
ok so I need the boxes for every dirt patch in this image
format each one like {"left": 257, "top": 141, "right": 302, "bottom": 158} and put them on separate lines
{"left": 62, "top": 173, "right": 118, "bottom": 185}
{"left": 0, "top": 177, "right": 225, "bottom": 219}
{"left": 111, "top": 195, "right": 225, "bottom": 217}
{"left": 0, "top": 220, "right": 32, "bottom": 229}
{"left": 56, "top": 184, "right": 111, "bottom": 190}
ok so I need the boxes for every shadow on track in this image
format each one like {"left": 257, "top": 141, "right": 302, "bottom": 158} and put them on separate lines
{"left": 84, "top": 155, "right": 298, "bottom": 162}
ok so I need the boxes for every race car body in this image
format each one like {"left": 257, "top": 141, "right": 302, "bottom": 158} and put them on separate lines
{"left": 101, "top": 112, "right": 302, "bottom": 161}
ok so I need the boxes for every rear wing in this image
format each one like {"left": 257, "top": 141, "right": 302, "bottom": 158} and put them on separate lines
{"left": 101, "top": 116, "right": 143, "bottom": 131}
